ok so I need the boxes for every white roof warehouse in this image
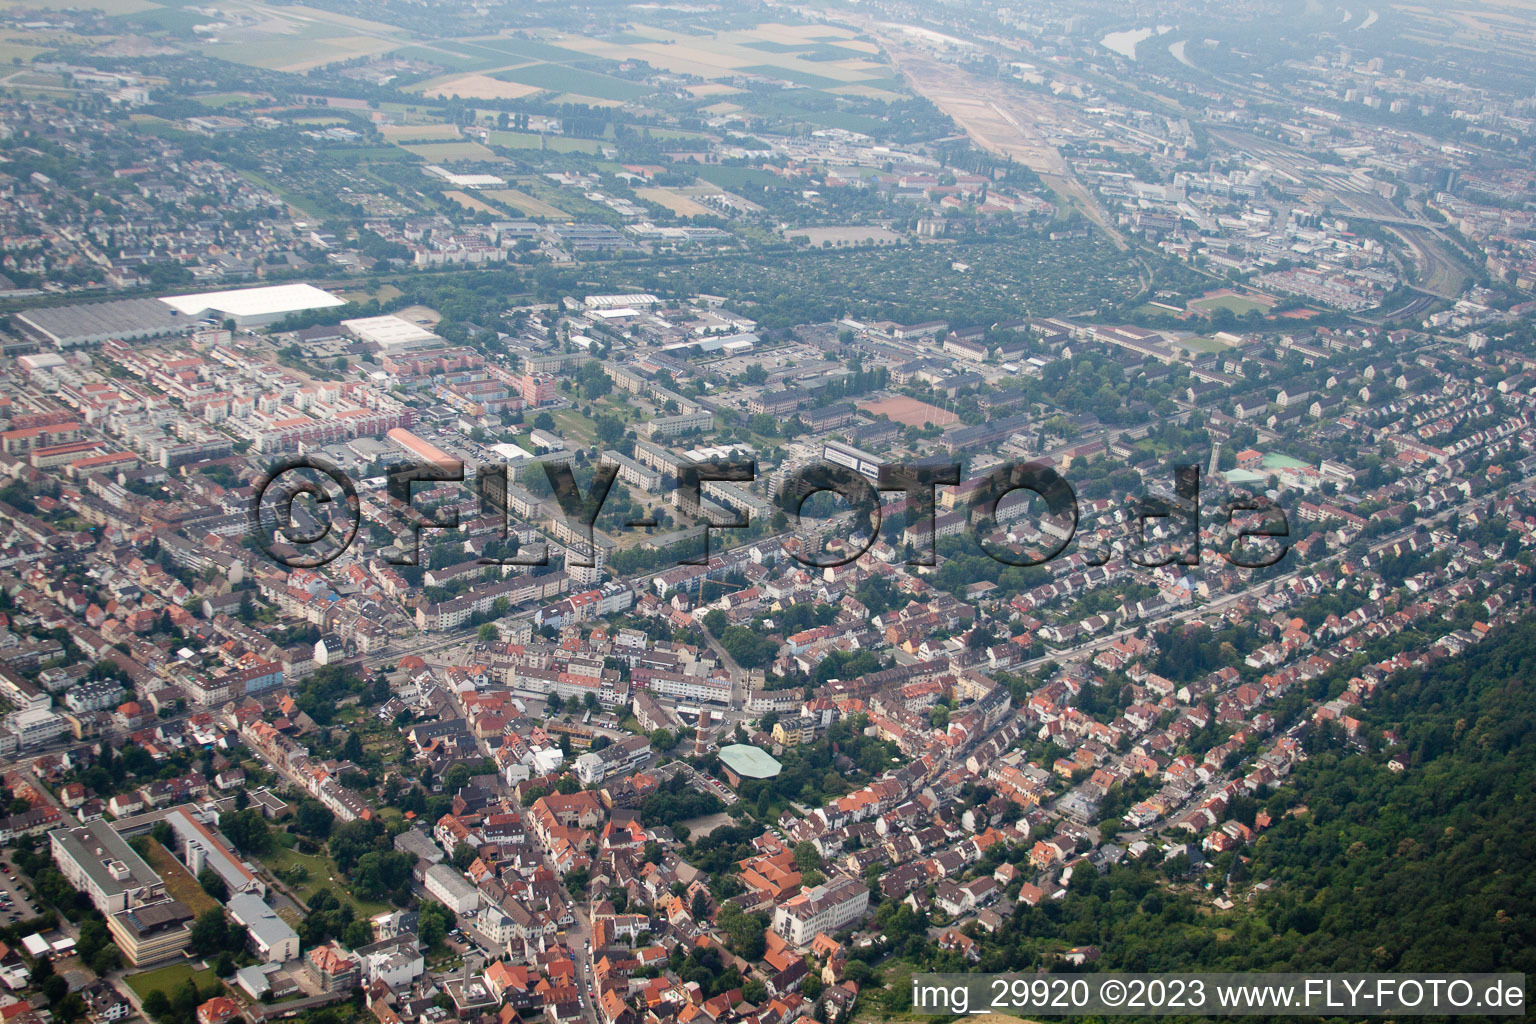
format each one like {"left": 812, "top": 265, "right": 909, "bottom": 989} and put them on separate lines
{"left": 158, "top": 283, "right": 346, "bottom": 327}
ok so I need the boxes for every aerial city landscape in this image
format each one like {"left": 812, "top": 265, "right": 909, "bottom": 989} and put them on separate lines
{"left": 0, "top": 0, "right": 1529, "bottom": 1020}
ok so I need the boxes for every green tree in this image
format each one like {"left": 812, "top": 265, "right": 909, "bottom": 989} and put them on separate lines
{"left": 418, "top": 900, "right": 454, "bottom": 950}
{"left": 443, "top": 762, "right": 472, "bottom": 793}
{"left": 715, "top": 903, "right": 767, "bottom": 960}
{"left": 198, "top": 867, "right": 228, "bottom": 901}
{"left": 222, "top": 809, "right": 273, "bottom": 854}
{"left": 294, "top": 799, "right": 335, "bottom": 839}
{"left": 189, "top": 908, "right": 229, "bottom": 955}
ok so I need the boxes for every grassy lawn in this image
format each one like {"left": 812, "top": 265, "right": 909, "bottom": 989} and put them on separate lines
{"left": 850, "top": 957, "right": 916, "bottom": 1023}
{"left": 1177, "top": 335, "right": 1231, "bottom": 353}
{"left": 125, "top": 963, "right": 218, "bottom": 1002}
{"left": 142, "top": 840, "right": 220, "bottom": 917}
{"left": 1190, "top": 294, "right": 1265, "bottom": 315}
{"left": 191, "top": 92, "right": 263, "bottom": 108}
{"left": 236, "top": 169, "right": 326, "bottom": 218}
{"left": 261, "top": 844, "right": 389, "bottom": 918}
{"left": 548, "top": 408, "right": 597, "bottom": 445}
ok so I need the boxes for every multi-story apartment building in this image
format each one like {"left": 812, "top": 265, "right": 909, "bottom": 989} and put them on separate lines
{"left": 640, "top": 409, "right": 713, "bottom": 440}
{"left": 771, "top": 876, "right": 870, "bottom": 946}
{"left": 513, "top": 372, "right": 558, "bottom": 407}
{"left": 51, "top": 822, "right": 165, "bottom": 915}
{"left": 423, "top": 862, "right": 481, "bottom": 914}
{"left": 227, "top": 893, "right": 300, "bottom": 963}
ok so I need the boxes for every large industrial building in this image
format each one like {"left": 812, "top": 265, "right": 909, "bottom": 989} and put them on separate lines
{"left": 14, "top": 282, "right": 348, "bottom": 346}
{"left": 13, "top": 297, "right": 189, "bottom": 349}
{"left": 157, "top": 283, "right": 346, "bottom": 327}
{"left": 386, "top": 427, "right": 459, "bottom": 471}
{"left": 342, "top": 314, "right": 441, "bottom": 350}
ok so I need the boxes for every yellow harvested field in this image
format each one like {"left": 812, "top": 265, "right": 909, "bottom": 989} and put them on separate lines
{"left": 785, "top": 225, "right": 903, "bottom": 246}
{"left": 702, "top": 102, "right": 743, "bottom": 115}
{"left": 824, "top": 58, "right": 888, "bottom": 76}
{"left": 483, "top": 189, "right": 567, "bottom": 219}
{"left": 738, "top": 22, "right": 858, "bottom": 43}
{"left": 442, "top": 190, "right": 500, "bottom": 214}
{"left": 552, "top": 93, "right": 625, "bottom": 108}
{"left": 615, "top": 24, "right": 676, "bottom": 41}
{"left": 421, "top": 73, "right": 541, "bottom": 100}
{"left": 400, "top": 140, "right": 500, "bottom": 160}
{"left": 378, "top": 123, "right": 461, "bottom": 141}
{"left": 686, "top": 82, "right": 743, "bottom": 97}
{"left": 554, "top": 29, "right": 887, "bottom": 84}
{"left": 635, "top": 187, "right": 714, "bottom": 218}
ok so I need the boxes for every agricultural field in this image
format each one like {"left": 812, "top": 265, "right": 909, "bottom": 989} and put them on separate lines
{"left": 549, "top": 21, "right": 892, "bottom": 89}
{"left": 399, "top": 140, "right": 502, "bottom": 161}
{"left": 635, "top": 187, "right": 716, "bottom": 218}
{"left": 442, "top": 190, "right": 500, "bottom": 215}
{"left": 491, "top": 63, "right": 653, "bottom": 102}
{"left": 422, "top": 73, "right": 542, "bottom": 100}
{"left": 378, "top": 123, "right": 463, "bottom": 142}
{"left": 0, "top": 40, "right": 49, "bottom": 64}
{"left": 486, "top": 130, "right": 604, "bottom": 154}
{"left": 37, "top": 0, "right": 415, "bottom": 70}
{"left": 189, "top": 91, "right": 268, "bottom": 108}
{"left": 483, "top": 189, "right": 569, "bottom": 219}
{"left": 784, "top": 225, "right": 904, "bottom": 246}
{"left": 379, "top": 19, "right": 902, "bottom": 111}
{"left": 686, "top": 83, "right": 743, "bottom": 98}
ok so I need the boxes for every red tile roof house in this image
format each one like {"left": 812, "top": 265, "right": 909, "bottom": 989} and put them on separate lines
{"left": 196, "top": 997, "right": 241, "bottom": 1024}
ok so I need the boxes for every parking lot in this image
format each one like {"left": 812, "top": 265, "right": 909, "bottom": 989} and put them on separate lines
{"left": 0, "top": 858, "right": 40, "bottom": 923}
